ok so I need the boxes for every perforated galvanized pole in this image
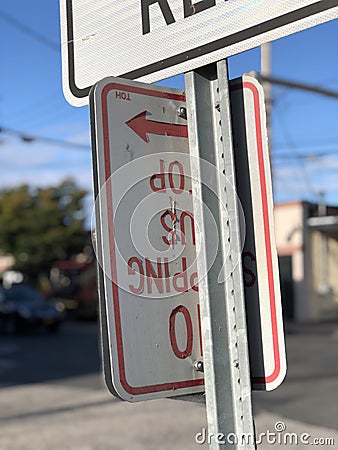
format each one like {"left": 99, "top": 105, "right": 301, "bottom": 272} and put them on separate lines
{"left": 185, "top": 60, "right": 256, "bottom": 450}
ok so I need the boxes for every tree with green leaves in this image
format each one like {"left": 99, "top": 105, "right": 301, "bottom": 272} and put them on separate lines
{"left": 0, "top": 179, "right": 89, "bottom": 282}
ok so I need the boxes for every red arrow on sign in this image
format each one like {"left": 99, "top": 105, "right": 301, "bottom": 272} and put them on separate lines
{"left": 126, "top": 111, "right": 188, "bottom": 142}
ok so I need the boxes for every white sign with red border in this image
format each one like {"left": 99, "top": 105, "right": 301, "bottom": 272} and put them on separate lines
{"left": 61, "top": 0, "right": 338, "bottom": 106}
{"left": 90, "top": 78, "right": 204, "bottom": 401}
{"left": 230, "top": 75, "right": 286, "bottom": 391}
{"left": 91, "top": 75, "right": 286, "bottom": 400}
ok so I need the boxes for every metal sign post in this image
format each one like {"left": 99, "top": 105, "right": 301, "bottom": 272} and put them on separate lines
{"left": 185, "top": 60, "right": 255, "bottom": 448}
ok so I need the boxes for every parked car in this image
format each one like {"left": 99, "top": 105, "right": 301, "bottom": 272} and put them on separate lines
{"left": 0, "top": 284, "right": 64, "bottom": 334}
{"left": 49, "top": 260, "right": 98, "bottom": 320}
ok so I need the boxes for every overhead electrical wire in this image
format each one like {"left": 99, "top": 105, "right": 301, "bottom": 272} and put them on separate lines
{"left": 274, "top": 150, "right": 338, "bottom": 161}
{"left": 1, "top": 125, "right": 337, "bottom": 162}
{"left": 274, "top": 110, "right": 318, "bottom": 197}
{"left": 273, "top": 138, "right": 338, "bottom": 150}
{"left": 0, "top": 9, "right": 60, "bottom": 51}
{"left": 2, "top": 10, "right": 338, "bottom": 200}
{"left": 255, "top": 72, "right": 338, "bottom": 99}
{"left": 0, "top": 126, "right": 90, "bottom": 150}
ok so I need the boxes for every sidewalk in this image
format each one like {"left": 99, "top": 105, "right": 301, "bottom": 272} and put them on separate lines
{"left": 284, "top": 320, "right": 338, "bottom": 336}
{"left": 0, "top": 383, "right": 336, "bottom": 449}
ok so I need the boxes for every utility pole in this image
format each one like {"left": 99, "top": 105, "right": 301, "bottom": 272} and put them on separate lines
{"left": 318, "top": 192, "right": 329, "bottom": 295}
{"left": 260, "top": 43, "right": 273, "bottom": 179}
{"left": 254, "top": 75, "right": 338, "bottom": 99}
{"left": 260, "top": 43, "right": 272, "bottom": 139}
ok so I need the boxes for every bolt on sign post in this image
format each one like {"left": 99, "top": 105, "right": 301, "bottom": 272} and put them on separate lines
{"left": 60, "top": 0, "right": 338, "bottom": 106}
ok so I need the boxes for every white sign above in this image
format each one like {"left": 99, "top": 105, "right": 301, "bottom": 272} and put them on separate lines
{"left": 60, "top": 0, "right": 338, "bottom": 106}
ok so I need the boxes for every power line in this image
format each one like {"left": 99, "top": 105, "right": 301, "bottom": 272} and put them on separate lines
{"left": 252, "top": 72, "right": 338, "bottom": 99}
{"left": 0, "top": 126, "right": 90, "bottom": 150}
{"left": 274, "top": 150, "right": 338, "bottom": 160}
{"left": 2, "top": 124, "right": 337, "bottom": 158}
{"left": 276, "top": 109, "right": 318, "bottom": 197}
{"left": 0, "top": 9, "right": 60, "bottom": 51}
{"left": 274, "top": 138, "right": 338, "bottom": 150}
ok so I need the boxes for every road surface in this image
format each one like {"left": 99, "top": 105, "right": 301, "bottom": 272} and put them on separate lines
{"left": 0, "top": 320, "right": 337, "bottom": 449}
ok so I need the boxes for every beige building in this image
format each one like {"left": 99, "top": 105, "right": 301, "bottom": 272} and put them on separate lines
{"left": 274, "top": 201, "right": 338, "bottom": 322}
{"left": 0, "top": 253, "right": 14, "bottom": 274}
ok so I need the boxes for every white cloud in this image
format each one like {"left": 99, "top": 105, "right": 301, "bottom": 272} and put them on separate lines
{"left": 0, "top": 136, "right": 92, "bottom": 191}
{"left": 273, "top": 156, "right": 338, "bottom": 204}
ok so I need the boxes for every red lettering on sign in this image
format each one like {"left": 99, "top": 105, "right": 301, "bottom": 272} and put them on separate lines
{"left": 173, "top": 257, "right": 189, "bottom": 292}
{"left": 150, "top": 159, "right": 190, "bottom": 195}
{"left": 163, "top": 257, "right": 170, "bottom": 293}
{"left": 197, "top": 303, "right": 203, "bottom": 356}
{"left": 190, "top": 271, "right": 198, "bottom": 292}
{"left": 242, "top": 251, "right": 257, "bottom": 288}
{"left": 160, "top": 209, "right": 195, "bottom": 247}
{"left": 169, "top": 305, "right": 193, "bottom": 359}
{"left": 145, "top": 258, "right": 164, "bottom": 293}
{"left": 180, "top": 211, "right": 195, "bottom": 245}
{"left": 160, "top": 210, "right": 176, "bottom": 245}
{"left": 115, "top": 90, "right": 131, "bottom": 101}
{"left": 150, "top": 159, "right": 166, "bottom": 192}
{"left": 168, "top": 161, "right": 185, "bottom": 194}
{"left": 126, "top": 256, "right": 198, "bottom": 295}
{"left": 127, "top": 257, "right": 144, "bottom": 294}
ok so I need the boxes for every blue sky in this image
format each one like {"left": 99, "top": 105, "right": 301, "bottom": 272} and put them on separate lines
{"left": 1, "top": 2, "right": 338, "bottom": 209}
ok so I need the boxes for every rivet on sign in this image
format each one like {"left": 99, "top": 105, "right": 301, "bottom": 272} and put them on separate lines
{"left": 194, "top": 361, "right": 204, "bottom": 372}
{"left": 177, "top": 106, "right": 187, "bottom": 119}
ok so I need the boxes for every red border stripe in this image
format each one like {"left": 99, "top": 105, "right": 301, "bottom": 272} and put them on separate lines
{"left": 242, "top": 81, "right": 281, "bottom": 384}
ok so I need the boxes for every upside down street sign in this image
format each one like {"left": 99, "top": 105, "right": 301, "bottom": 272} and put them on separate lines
{"left": 90, "top": 78, "right": 204, "bottom": 401}
{"left": 90, "top": 75, "right": 286, "bottom": 402}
